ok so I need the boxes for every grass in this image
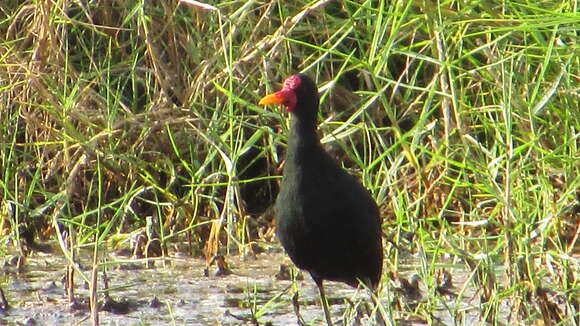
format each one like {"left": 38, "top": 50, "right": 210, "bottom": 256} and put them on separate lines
{"left": 1, "top": 0, "right": 578, "bottom": 325}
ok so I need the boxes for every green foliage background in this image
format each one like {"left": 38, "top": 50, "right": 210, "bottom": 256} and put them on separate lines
{"left": 0, "top": 0, "right": 578, "bottom": 323}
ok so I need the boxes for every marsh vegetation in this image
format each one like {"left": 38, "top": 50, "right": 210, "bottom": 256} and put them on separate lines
{"left": 1, "top": 0, "right": 578, "bottom": 325}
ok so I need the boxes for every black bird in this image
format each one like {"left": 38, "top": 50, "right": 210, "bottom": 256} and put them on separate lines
{"left": 259, "top": 74, "right": 383, "bottom": 325}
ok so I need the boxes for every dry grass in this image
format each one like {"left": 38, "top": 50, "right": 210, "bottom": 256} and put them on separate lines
{"left": 1, "top": 0, "right": 578, "bottom": 324}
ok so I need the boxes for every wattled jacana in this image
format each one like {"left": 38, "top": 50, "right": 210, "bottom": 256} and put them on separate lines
{"left": 259, "top": 74, "right": 383, "bottom": 325}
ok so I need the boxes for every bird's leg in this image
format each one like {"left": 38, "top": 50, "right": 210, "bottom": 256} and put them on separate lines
{"left": 312, "top": 276, "right": 334, "bottom": 326}
{"left": 292, "top": 291, "right": 306, "bottom": 326}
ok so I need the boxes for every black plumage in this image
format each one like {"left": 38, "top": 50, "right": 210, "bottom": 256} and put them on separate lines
{"left": 259, "top": 74, "right": 383, "bottom": 325}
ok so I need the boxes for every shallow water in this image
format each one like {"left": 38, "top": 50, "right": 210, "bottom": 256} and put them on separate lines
{"left": 1, "top": 244, "right": 492, "bottom": 326}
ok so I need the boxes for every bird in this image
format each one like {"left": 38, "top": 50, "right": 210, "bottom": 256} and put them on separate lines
{"left": 259, "top": 73, "right": 384, "bottom": 326}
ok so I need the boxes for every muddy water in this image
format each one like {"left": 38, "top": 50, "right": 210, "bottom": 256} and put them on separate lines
{"left": 1, "top": 245, "right": 479, "bottom": 326}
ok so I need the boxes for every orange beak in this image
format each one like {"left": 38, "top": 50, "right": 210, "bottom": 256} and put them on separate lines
{"left": 259, "top": 89, "right": 297, "bottom": 112}
{"left": 259, "top": 92, "right": 286, "bottom": 106}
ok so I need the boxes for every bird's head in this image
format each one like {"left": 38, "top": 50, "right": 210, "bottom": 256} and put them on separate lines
{"left": 259, "top": 74, "right": 319, "bottom": 117}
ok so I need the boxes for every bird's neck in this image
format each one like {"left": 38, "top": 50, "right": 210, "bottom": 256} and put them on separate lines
{"left": 285, "top": 116, "right": 324, "bottom": 171}
{"left": 288, "top": 115, "right": 319, "bottom": 150}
